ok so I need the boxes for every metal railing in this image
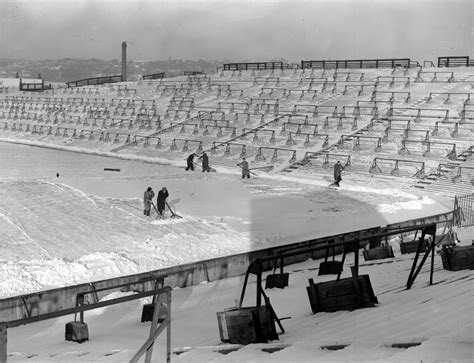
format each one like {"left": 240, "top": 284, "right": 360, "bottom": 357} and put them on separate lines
{"left": 0, "top": 285, "right": 171, "bottom": 362}
{"left": 454, "top": 193, "right": 474, "bottom": 227}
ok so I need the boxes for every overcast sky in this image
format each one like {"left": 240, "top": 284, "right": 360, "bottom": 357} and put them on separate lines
{"left": 0, "top": 0, "right": 472, "bottom": 63}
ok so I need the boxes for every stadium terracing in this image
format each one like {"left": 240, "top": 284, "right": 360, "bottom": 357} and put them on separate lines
{"left": 0, "top": 55, "right": 473, "bottom": 197}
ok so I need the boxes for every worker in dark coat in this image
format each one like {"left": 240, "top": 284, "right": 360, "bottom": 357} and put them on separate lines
{"left": 186, "top": 153, "right": 196, "bottom": 171}
{"left": 237, "top": 158, "right": 250, "bottom": 178}
{"left": 333, "top": 160, "right": 344, "bottom": 187}
{"left": 156, "top": 187, "right": 169, "bottom": 216}
{"left": 143, "top": 187, "right": 155, "bottom": 216}
{"left": 199, "top": 152, "right": 211, "bottom": 172}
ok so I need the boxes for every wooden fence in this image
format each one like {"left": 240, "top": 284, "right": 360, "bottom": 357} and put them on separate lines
{"left": 301, "top": 58, "right": 413, "bottom": 69}
{"left": 66, "top": 75, "right": 123, "bottom": 88}
{"left": 437, "top": 56, "right": 470, "bottom": 67}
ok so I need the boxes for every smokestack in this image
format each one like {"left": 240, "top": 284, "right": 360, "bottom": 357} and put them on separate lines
{"left": 121, "top": 41, "right": 127, "bottom": 82}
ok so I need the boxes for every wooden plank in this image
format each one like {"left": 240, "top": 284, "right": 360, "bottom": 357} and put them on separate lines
{"left": 350, "top": 266, "right": 364, "bottom": 308}
{"left": 306, "top": 279, "right": 319, "bottom": 314}
{"left": 308, "top": 275, "right": 377, "bottom": 313}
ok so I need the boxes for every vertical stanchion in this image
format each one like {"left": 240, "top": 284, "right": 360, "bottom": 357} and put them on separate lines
{"left": 0, "top": 322, "right": 6, "bottom": 363}
{"left": 166, "top": 291, "right": 171, "bottom": 363}
{"left": 353, "top": 240, "right": 359, "bottom": 277}
{"left": 430, "top": 237, "right": 435, "bottom": 285}
{"left": 256, "top": 265, "right": 262, "bottom": 307}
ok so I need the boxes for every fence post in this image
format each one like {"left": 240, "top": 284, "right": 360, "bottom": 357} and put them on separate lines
{"left": 166, "top": 291, "right": 171, "bottom": 363}
{"left": 0, "top": 323, "right": 6, "bottom": 363}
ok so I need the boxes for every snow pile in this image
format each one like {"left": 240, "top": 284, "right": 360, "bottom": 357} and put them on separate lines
{"left": 377, "top": 195, "right": 436, "bottom": 214}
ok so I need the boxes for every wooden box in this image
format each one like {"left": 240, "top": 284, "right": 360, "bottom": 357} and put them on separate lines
{"left": 400, "top": 239, "right": 428, "bottom": 254}
{"left": 306, "top": 275, "right": 378, "bottom": 314}
{"left": 216, "top": 306, "right": 278, "bottom": 344}
{"left": 265, "top": 273, "right": 289, "bottom": 289}
{"left": 141, "top": 303, "right": 166, "bottom": 323}
{"left": 318, "top": 261, "right": 343, "bottom": 275}
{"left": 362, "top": 245, "right": 394, "bottom": 261}
{"left": 440, "top": 245, "right": 474, "bottom": 271}
{"left": 65, "top": 321, "right": 89, "bottom": 343}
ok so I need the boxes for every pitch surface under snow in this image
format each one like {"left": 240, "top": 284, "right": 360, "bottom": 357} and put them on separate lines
{"left": 0, "top": 140, "right": 472, "bottom": 362}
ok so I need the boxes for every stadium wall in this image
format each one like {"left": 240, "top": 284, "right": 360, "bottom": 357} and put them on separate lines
{"left": 0, "top": 211, "right": 455, "bottom": 322}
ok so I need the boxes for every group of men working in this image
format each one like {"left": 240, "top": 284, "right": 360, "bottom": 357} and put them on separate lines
{"left": 186, "top": 152, "right": 251, "bottom": 178}
{"left": 185, "top": 152, "right": 211, "bottom": 172}
{"left": 143, "top": 186, "right": 169, "bottom": 217}
{"left": 143, "top": 158, "right": 343, "bottom": 217}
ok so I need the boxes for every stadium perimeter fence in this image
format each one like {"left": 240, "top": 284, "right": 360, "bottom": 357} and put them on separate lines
{"left": 454, "top": 193, "right": 474, "bottom": 227}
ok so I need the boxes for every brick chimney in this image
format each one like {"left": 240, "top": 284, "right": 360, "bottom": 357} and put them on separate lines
{"left": 121, "top": 41, "right": 127, "bottom": 82}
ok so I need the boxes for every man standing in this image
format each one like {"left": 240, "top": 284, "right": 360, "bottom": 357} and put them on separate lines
{"left": 186, "top": 153, "right": 196, "bottom": 171}
{"left": 199, "top": 152, "right": 211, "bottom": 172}
{"left": 237, "top": 157, "right": 250, "bottom": 179}
{"left": 143, "top": 187, "right": 155, "bottom": 216}
{"left": 156, "top": 187, "right": 169, "bottom": 217}
{"left": 333, "top": 160, "right": 344, "bottom": 187}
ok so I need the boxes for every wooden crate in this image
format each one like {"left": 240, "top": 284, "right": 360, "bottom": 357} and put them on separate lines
{"left": 216, "top": 306, "right": 278, "bottom": 344}
{"left": 318, "top": 261, "right": 343, "bottom": 275}
{"left": 306, "top": 275, "right": 378, "bottom": 314}
{"left": 265, "top": 273, "right": 289, "bottom": 289}
{"left": 400, "top": 239, "right": 428, "bottom": 254}
{"left": 362, "top": 245, "right": 394, "bottom": 261}
{"left": 65, "top": 321, "right": 89, "bottom": 343}
{"left": 440, "top": 245, "right": 474, "bottom": 271}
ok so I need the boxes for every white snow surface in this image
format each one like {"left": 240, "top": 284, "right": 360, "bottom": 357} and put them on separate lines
{"left": 1, "top": 139, "right": 472, "bottom": 362}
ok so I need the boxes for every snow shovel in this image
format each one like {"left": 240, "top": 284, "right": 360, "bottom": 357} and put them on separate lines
{"left": 150, "top": 201, "right": 161, "bottom": 218}
{"left": 166, "top": 201, "right": 182, "bottom": 219}
{"left": 249, "top": 165, "right": 274, "bottom": 173}
{"left": 236, "top": 164, "right": 257, "bottom": 177}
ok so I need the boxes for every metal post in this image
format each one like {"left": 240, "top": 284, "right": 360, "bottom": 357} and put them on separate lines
{"left": 353, "top": 240, "right": 359, "bottom": 277}
{"left": 430, "top": 234, "right": 436, "bottom": 285}
{"left": 0, "top": 323, "right": 6, "bottom": 363}
{"left": 256, "top": 268, "right": 262, "bottom": 307}
{"left": 166, "top": 292, "right": 171, "bottom": 363}
{"left": 406, "top": 230, "right": 425, "bottom": 287}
